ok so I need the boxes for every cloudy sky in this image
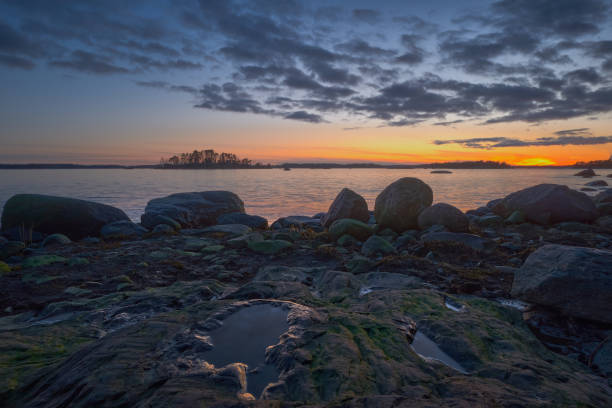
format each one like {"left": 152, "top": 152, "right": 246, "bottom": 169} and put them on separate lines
{"left": 1, "top": 0, "right": 612, "bottom": 165}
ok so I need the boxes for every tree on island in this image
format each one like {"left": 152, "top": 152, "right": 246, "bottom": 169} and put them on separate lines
{"left": 159, "top": 149, "right": 269, "bottom": 169}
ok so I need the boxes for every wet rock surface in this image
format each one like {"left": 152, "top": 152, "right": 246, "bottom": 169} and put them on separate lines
{"left": 1, "top": 181, "right": 612, "bottom": 406}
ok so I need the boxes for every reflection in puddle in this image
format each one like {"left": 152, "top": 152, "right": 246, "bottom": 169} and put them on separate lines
{"left": 444, "top": 297, "right": 466, "bottom": 312}
{"left": 202, "top": 305, "right": 289, "bottom": 398}
{"left": 359, "top": 287, "right": 374, "bottom": 296}
{"left": 497, "top": 298, "right": 530, "bottom": 311}
{"left": 410, "top": 331, "right": 468, "bottom": 374}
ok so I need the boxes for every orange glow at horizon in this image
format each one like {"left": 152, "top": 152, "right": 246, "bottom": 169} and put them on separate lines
{"left": 513, "top": 158, "right": 557, "bottom": 166}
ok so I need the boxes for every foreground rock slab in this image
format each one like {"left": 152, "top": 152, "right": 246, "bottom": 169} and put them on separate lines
{"left": 512, "top": 244, "right": 612, "bottom": 324}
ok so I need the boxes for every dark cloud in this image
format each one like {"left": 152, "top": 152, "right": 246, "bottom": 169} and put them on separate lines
{"left": 0, "top": 53, "right": 34, "bottom": 69}
{"left": 554, "top": 128, "right": 591, "bottom": 136}
{"left": 336, "top": 39, "right": 395, "bottom": 57}
{"left": 434, "top": 119, "right": 464, "bottom": 126}
{"left": 434, "top": 135, "right": 612, "bottom": 149}
{"left": 284, "top": 111, "right": 324, "bottom": 123}
{"left": 491, "top": 0, "right": 609, "bottom": 37}
{"left": 2, "top": 0, "right": 612, "bottom": 128}
{"left": 352, "top": 9, "right": 381, "bottom": 24}
{"left": 135, "top": 80, "right": 198, "bottom": 95}
{"left": 564, "top": 68, "right": 603, "bottom": 85}
{"left": 49, "top": 50, "right": 129, "bottom": 74}
{"left": 0, "top": 20, "right": 42, "bottom": 57}
{"left": 195, "top": 82, "right": 269, "bottom": 114}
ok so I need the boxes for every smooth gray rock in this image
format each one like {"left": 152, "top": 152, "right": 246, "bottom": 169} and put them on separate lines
{"left": 494, "top": 184, "right": 598, "bottom": 225}
{"left": 418, "top": 203, "right": 468, "bottom": 232}
{"left": 361, "top": 235, "right": 396, "bottom": 257}
{"left": 41, "top": 233, "right": 72, "bottom": 247}
{"left": 586, "top": 180, "right": 608, "bottom": 187}
{"left": 421, "top": 232, "right": 489, "bottom": 252}
{"left": 321, "top": 188, "right": 369, "bottom": 228}
{"left": 202, "top": 224, "right": 251, "bottom": 237}
{"left": 141, "top": 191, "right": 244, "bottom": 229}
{"left": 101, "top": 221, "right": 148, "bottom": 240}
{"left": 374, "top": 178, "right": 433, "bottom": 232}
{"left": 594, "top": 189, "right": 612, "bottom": 204}
{"left": 574, "top": 168, "right": 596, "bottom": 177}
{"left": 512, "top": 244, "right": 612, "bottom": 324}
{"left": 217, "top": 212, "right": 268, "bottom": 229}
{"left": 1, "top": 194, "right": 129, "bottom": 240}
{"left": 270, "top": 216, "right": 322, "bottom": 231}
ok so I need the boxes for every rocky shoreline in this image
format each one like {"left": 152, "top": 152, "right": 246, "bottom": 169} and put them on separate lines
{"left": 1, "top": 177, "right": 611, "bottom": 407}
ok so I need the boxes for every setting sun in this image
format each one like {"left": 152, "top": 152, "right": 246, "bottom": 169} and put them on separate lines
{"left": 514, "top": 158, "right": 557, "bottom": 166}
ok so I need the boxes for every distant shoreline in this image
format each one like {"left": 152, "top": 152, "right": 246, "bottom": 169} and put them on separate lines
{"left": 1, "top": 163, "right": 611, "bottom": 170}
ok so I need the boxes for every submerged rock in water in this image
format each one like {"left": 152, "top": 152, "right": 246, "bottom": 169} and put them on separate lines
{"left": 586, "top": 180, "right": 608, "bottom": 187}
{"left": 141, "top": 191, "right": 244, "bottom": 229}
{"left": 574, "top": 168, "right": 596, "bottom": 177}
{"left": 374, "top": 177, "right": 433, "bottom": 232}
{"left": 1, "top": 194, "right": 129, "bottom": 240}
{"left": 321, "top": 188, "right": 369, "bottom": 228}
{"left": 512, "top": 244, "right": 612, "bottom": 324}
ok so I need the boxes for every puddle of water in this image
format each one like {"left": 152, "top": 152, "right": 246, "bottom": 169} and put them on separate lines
{"left": 202, "top": 304, "right": 289, "bottom": 398}
{"left": 410, "top": 331, "right": 468, "bottom": 374}
{"left": 497, "top": 298, "right": 530, "bottom": 311}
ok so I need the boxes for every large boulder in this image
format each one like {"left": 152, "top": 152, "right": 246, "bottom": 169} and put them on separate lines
{"left": 374, "top": 178, "right": 433, "bottom": 232}
{"left": 512, "top": 245, "right": 612, "bottom": 324}
{"left": 417, "top": 203, "right": 469, "bottom": 232}
{"left": 321, "top": 188, "right": 369, "bottom": 228}
{"left": 1, "top": 194, "right": 129, "bottom": 240}
{"left": 594, "top": 189, "right": 612, "bottom": 204}
{"left": 141, "top": 191, "right": 244, "bottom": 229}
{"left": 494, "top": 184, "right": 598, "bottom": 225}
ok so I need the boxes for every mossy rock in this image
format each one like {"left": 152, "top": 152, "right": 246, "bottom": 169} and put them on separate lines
{"left": 248, "top": 239, "right": 293, "bottom": 255}
{"left": 201, "top": 245, "right": 225, "bottom": 254}
{"left": 21, "top": 255, "right": 67, "bottom": 269}
{"left": 329, "top": 219, "right": 373, "bottom": 241}
{"left": 68, "top": 257, "right": 89, "bottom": 266}
{"left": 0, "top": 261, "right": 11, "bottom": 274}
{"left": 361, "top": 235, "right": 396, "bottom": 257}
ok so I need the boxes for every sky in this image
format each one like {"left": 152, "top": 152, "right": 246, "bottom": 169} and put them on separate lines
{"left": 1, "top": 0, "right": 612, "bottom": 165}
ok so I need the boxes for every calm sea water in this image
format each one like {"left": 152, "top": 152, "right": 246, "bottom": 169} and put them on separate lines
{"left": 0, "top": 168, "right": 607, "bottom": 223}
